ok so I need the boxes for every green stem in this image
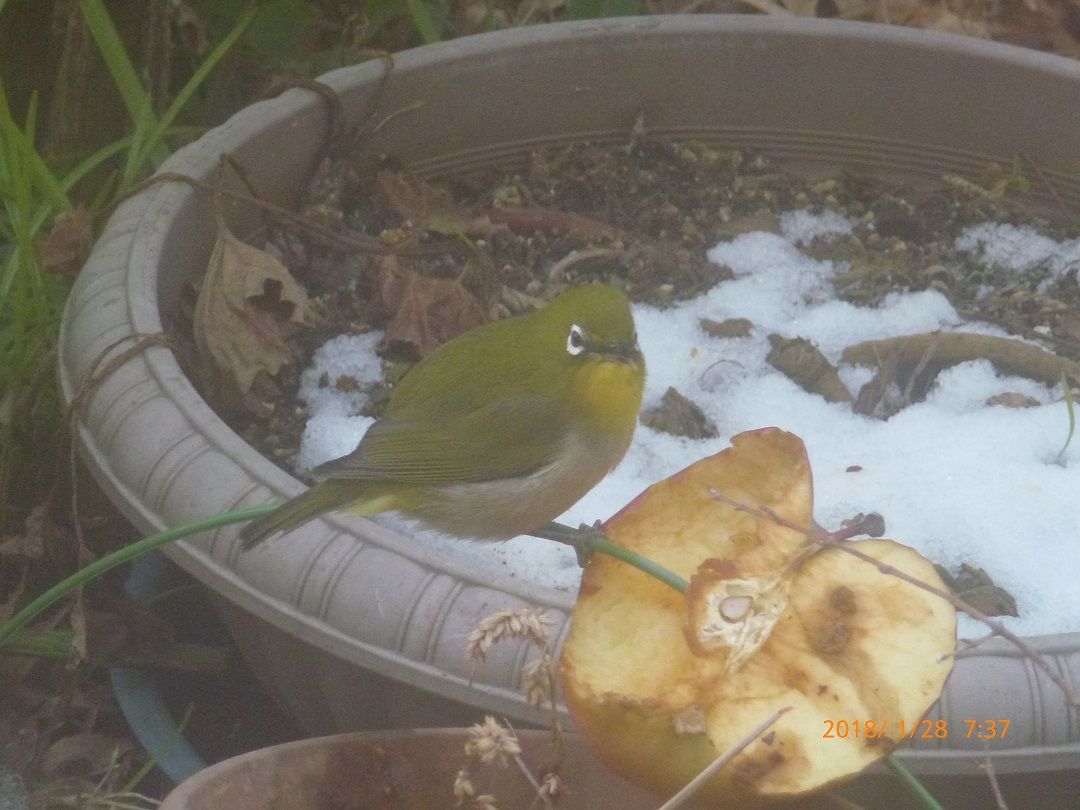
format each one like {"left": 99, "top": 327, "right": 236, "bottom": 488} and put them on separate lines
{"left": 0, "top": 507, "right": 692, "bottom": 652}
{"left": 5, "top": 629, "right": 229, "bottom": 674}
{"left": 885, "top": 755, "right": 945, "bottom": 810}
{"left": 530, "top": 521, "right": 689, "bottom": 592}
{"left": 589, "top": 535, "right": 690, "bottom": 592}
{"left": 0, "top": 505, "right": 275, "bottom": 649}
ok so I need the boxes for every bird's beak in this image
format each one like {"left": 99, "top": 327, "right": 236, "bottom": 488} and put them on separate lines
{"left": 601, "top": 341, "right": 644, "bottom": 369}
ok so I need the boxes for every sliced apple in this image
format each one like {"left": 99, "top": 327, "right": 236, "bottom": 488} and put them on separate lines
{"left": 560, "top": 428, "right": 956, "bottom": 806}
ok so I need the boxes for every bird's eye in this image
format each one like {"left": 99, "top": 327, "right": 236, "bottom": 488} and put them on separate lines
{"left": 566, "top": 324, "right": 586, "bottom": 356}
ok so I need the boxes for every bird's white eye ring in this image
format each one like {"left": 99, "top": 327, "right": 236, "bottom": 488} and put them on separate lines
{"left": 566, "top": 324, "right": 586, "bottom": 356}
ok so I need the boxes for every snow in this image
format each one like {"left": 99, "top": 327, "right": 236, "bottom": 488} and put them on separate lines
{"left": 295, "top": 213, "right": 1080, "bottom": 638}
{"left": 955, "top": 222, "right": 1080, "bottom": 290}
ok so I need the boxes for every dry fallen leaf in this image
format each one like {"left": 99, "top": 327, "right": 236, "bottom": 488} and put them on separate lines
{"left": 378, "top": 168, "right": 631, "bottom": 243}
{"left": 40, "top": 208, "right": 94, "bottom": 277}
{"left": 37, "top": 731, "right": 132, "bottom": 788}
{"left": 843, "top": 331, "right": 1080, "bottom": 389}
{"left": 378, "top": 169, "right": 488, "bottom": 235}
{"left": 767, "top": 334, "right": 853, "bottom": 404}
{"left": 370, "top": 259, "right": 487, "bottom": 358}
{"left": 0, "top": 503, "right": 86, "bottom": 625}
{"left": 560, "top": 429, "right": 956, "bottom": 806}
{"left": 640, "top": 387, "right": 718, "bottom": 439}
{"left": 193, "top": 219, "right": 307, "bottom": 409}
{"left": 700, "top": 317, "right": 754, "bottom": 339}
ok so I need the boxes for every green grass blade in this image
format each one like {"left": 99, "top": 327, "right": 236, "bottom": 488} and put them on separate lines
{"left": 120, "top": 90, "right": 159, "bottom": 190}
{"left": 58, "top": 135, "right": 134, "bottom": 194}
{"left": 26, "top": 135, "right": 133, "bottom": 233}
{"left": 79, "top": 0, "right": 157, "bottom": 129}
{"left": 0, "top": 81, "right": 69, "bottom": 216}
{"left": 121, "top": 703, "right": 195, "bottom": 792}
{"left": 885, "top": 756, "right": 945, "bottom": 810}
{"left": 1058, "top": 372, "right": 1075, "bottom": 460}
{"left": 0, "top": 505, "right": 277, "bottom": 649}
{"left": 565, "top": 0, "right": 642, "bottom": 19}
{"left": 404, "top": 0, "right": 442, "bottom": 43}
{"left": 123, "top": 4, "right": 258, "bottom": 189}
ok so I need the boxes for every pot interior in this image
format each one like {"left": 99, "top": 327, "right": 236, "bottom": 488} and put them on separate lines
{"left": 157, "top": 19, "right": 1080, "bottom": 318}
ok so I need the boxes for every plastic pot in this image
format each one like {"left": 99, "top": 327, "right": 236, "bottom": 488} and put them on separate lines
{"left": 60, "top": 15, "right": 1080, "bottom": 779}
{"left": 157, "top": 729, "right": 661, "bottom": 810}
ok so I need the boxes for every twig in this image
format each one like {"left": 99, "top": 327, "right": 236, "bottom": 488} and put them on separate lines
{"left": 503, "top": 719, "right": 554, "bottom": 810}
{"left": 514, "top": 755, "right": 551, "bottom": 810}
{"left": 826, "top": 539, "right": 1078, "bottom": 706}
{"left": 371, "top": 99, "right": 425, "bottom": 135}
{"left": 118, "top": 171, "right": 461, "bottom": 257}
{"left": 707, "top": 489, "right": 1080, "bottom": 707}
{"left": 979, "top": 754, "right": 1009, "bottom": 810}
{"left": 547, "top": 247, "right": 618, "bottom": 283}
{"left": 902, "top": 335, "right": 939, "bottom": 404}
{"left": 66, "top": 332, "right": 175, "bottom": 556}
{"left": 655, "top": 706, "right": 792, "bottom": 810}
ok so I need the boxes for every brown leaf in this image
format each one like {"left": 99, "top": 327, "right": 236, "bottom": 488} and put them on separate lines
{"left": 370, "top": 260, "right": 487, "bottom": 358}
{"left": 0, "top": 550, "right": 29, "bottom": 626}
{"left": 992, "top": 0, "right": 1071, "bottom": 52}
{"left": 378, "top": 170, "right": 488, "bottom": 235}
{"left": 935, "top": 563, "right": 1018, "bottom": 618}
{"left": 38, "top": 732, "right": 127, "bottom": 782}
{"left": 714, "top": 210, "right": 780, "bottom": 240}
{"left": 640, "top": 387, "right": 718, "bottom": 439}
{"left": 0, "top": 503, "right": 86, "bottom": 625}
{"left": 767, "top": 334, "right": 853, "bottom": 404}
{"left": 193, "top": 221, "right": 307, "bottom": 408}
{"left": 985, "top": 392, "right": 1041, "bottom": 408}
{"left": 40, "top": 208, "right": 94, "bottom": 277}
{"left": 378, "top": 169, "right": 631, "bottom": 243}
{"left": 700, "top": 317, "right": 753, "bottom": 339}
{"left": 843, "top": 331, "right": 1080, "bottom": 389}
{"left": 70, "top": 587, "right": 176, "bottom": 667}
{"left": 903, "top": 6, "right": 990, "bottom": 39}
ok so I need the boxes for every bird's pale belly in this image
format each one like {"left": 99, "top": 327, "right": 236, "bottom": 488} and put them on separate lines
{"left": 410, "top": 430, "right": 630, "bottom": 540}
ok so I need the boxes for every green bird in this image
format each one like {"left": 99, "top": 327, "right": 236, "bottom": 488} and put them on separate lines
{"left": 241, "top": 283, "right": 645, "bottom": 548}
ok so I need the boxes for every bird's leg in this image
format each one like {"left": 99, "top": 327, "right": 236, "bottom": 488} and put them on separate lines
{"left": 528, "top": 520, "right": 689, "bottom": 593}
{"left": 529, "top": 520, "right": 603, "bottom": 567}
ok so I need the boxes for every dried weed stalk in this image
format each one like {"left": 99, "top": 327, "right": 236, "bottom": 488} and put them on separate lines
{"left": 462, "top": 607, "right": 561, "bottom": 809}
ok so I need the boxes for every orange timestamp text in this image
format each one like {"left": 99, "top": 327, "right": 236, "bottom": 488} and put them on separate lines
{"left": 822, "top": 718, "right": 1010, "bottom": 741}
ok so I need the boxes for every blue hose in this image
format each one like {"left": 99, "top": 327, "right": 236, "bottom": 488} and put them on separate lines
{"left": 109, "top": 552, "right": 207, "bottom": 782}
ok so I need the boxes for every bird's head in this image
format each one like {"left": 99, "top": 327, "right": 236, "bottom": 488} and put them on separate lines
{"left": 540, "top": 284, "right": 645, "bottom": 426}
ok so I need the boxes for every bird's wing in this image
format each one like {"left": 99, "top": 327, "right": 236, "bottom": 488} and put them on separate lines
{"left": 312, "top": 395, "right": 568, "bottom": 485}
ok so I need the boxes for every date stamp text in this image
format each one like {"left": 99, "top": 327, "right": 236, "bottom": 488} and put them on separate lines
{"left": 822, "top": 719, "right": 1010, "bottom": 741}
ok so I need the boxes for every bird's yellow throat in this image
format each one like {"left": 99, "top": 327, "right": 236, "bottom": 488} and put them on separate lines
{"left": 576, "top": 358, "right": 644, "bottom": 435}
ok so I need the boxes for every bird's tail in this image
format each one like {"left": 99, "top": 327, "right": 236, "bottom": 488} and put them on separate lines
{"left": 240, "top": 479, "right": 369, "bottom": 550}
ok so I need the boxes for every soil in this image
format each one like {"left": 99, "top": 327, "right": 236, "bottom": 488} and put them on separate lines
{"left": 183, "top": 137, "right": 1080, "bottom": 476}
